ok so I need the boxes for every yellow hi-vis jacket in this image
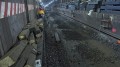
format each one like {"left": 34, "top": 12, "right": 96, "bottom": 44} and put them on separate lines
{"left": 38, "top": 10, "right": 45, "bottom": 15}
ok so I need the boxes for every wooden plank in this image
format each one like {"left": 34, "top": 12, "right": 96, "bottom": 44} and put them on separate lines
{"left": 24, "top": 53, "right": 36, "bottom": 67}
{"left": 29, "top": 33, "right": 36, "bottom": 44}
{"left": 36, "top": 33, "right": 43, "bottom": 44}
{"left": 31, "top": 43, "right": 37, "bottom": 50}
{"left": 31, "top": 43, "right": 37, "bottom": 55}
{"left": 18, "top": 29, "right": 30, "bottom": 40}
{"left": 0, "top": 40, "right": 28, "bottom": 67}
{"left": 23, "top": 23, "right": 32, "bottom": 30}
{"left": 35, "top": 26, "right": 42, "bottom": 38}
{"left": 23, "top": 25, "right": 31, "bottom": 30}
{"left": 14, "top": 45, "right": 32, "bottom": 67}
{"left": 36, "top": 33, "right": 42, "bottom": 38}
{"left": 35, "top": 26, "right": 41, "bottom": 34}
{"left": 36, "top": 36, "right": 43, "bottom": 59}
{"left": 37, "top": 23, "right": 43, "bottom": 28}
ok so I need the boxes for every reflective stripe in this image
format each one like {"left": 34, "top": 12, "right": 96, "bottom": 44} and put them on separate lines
{"left": 12, "top": 3, "right": 14, "bottom": 15}
{"left": 0, "top": 2, "right": 5, "bottom": 18}
{"left": 4, "top": 1, "right": 8, "bottom": 17}
{"left": 16, "top": 3, "right": 18, "bottom": 14}
{"left": 0, "top": 1, "right": 33, "bottom": 19}
{"left": 7, "top": 2, "right": 11, "bottom": 16}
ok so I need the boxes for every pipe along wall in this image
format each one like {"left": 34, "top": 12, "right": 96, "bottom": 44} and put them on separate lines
{"left": 0, "top": 0, "right": 37, "bottom": 57}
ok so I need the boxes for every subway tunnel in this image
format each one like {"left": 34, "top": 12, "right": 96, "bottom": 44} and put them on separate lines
{"left": 0, "top": 0, "right": 120, "bottom": 67}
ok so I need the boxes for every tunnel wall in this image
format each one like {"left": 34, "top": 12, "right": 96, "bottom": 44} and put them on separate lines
{"left": 27, "top": 0, "right": 37, "bottom": 22}
{"left": 0, "top": 0, "right": 37, "bottom": 57}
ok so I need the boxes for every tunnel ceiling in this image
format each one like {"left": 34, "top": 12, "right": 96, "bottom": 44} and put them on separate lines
{"left": 42, "top": 0, "right": 52, "bottom": 4}
{"left": 42, "top": 0, "right": 78, "bottom": 3}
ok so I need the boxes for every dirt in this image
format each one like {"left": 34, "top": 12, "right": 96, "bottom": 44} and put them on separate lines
{"left": 44, "top": 12, "right": 120, "bottom": 67}
{"left": 43, "top": 13, "right": 70, "bottom": 67}
{"left": 60, "top": 14, "right": 120, "bottom": 67}
{"left": 62, "top": 30, "right": 86, "bottom": 40}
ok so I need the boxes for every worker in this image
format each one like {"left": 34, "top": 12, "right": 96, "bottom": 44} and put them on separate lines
{"left": 37, "top": 8, "right": 45, "bottom": 19}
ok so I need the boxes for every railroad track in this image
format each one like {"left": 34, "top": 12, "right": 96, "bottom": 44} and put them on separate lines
{"left": 43, "top": 12, "right": 120, "bottom": 67}
{"left": 59, "top": 12, "right": 120, "bottom": 40}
